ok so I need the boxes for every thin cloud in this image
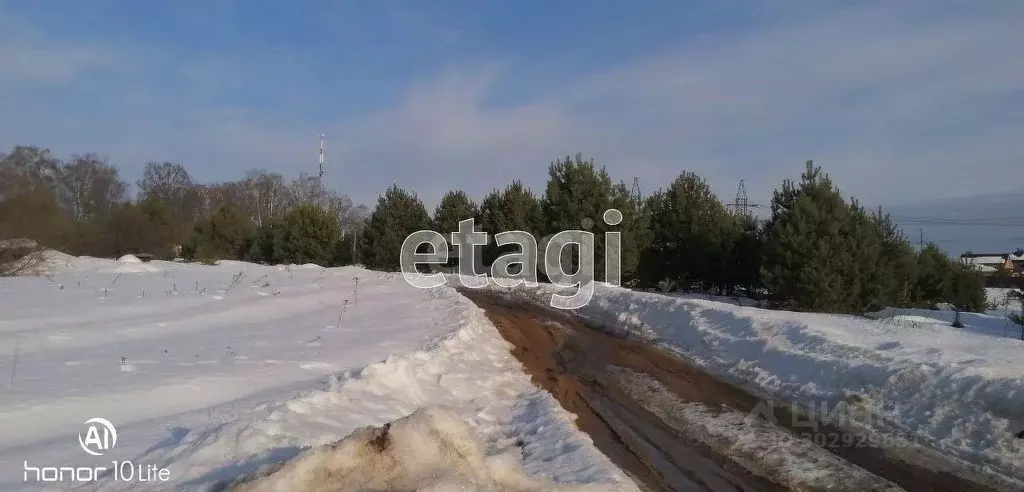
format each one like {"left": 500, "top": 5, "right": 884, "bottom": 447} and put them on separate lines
{"left": 340, "top": 1, "right": 1023, "bottom": 205}
{"left": 0, "top": 12, "right": 126, "bottom": 87}
{"left": 0, "top": 1, "right": 1020, "bottom": 210}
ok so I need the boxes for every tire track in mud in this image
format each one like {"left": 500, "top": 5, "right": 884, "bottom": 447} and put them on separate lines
{"left": 459, "top": 288, "right": 1002, "bottom": 492}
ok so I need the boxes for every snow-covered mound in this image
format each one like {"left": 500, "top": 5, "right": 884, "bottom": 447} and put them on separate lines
{"left": 37, "top": 249, "right": 78, "bottom": 271}
{"left": 101, "top": 253, "right": 165, "bottom": 273}
{"left": 0, "top": 246, "right": 76, "bottom": 276}
{"left": 223, "top": 406, "right": 589, "bottom": 492}
{"left": 511, "top": 283, "right": 1024, "bottom": 485}
{"left": 117, "top": 254, "right": 144, "bottom": 264}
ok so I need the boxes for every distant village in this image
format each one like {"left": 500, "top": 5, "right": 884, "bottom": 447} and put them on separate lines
{"left": 960, "top": 249, "right": 1024, "bottom": 287}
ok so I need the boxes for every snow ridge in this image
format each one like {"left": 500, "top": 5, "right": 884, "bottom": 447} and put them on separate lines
{"left": 522, "top": 283, "right": 1024, "bottom": 485}
{"left": 110, "top": 284, "right": 636, "bottom": 491}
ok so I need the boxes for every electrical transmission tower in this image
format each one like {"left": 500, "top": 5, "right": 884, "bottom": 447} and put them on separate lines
{"left": 727, "top": 179, "right": 762, "bottom": 220}
{"left": 630, "top": 177, "right": 642, "bottom": 202}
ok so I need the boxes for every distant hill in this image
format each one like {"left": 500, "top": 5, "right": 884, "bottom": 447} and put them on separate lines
{"left": 879, "top": 190, "right": 1024, "bottom": 255}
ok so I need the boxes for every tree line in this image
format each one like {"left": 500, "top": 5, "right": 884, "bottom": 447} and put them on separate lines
{"left": 0, "top": 145, "right": 366, "bottom": 264}
{"left": 0, "top": 145, "right": 985, "bottom": 314}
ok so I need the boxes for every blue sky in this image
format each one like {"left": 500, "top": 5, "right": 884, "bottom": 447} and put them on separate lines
{"left": 1, "top": 0, "right": 1022, "bottom": 211}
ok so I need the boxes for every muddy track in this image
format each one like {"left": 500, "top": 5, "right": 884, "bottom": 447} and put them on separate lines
{"left": 459, "top": 288, "right": 1000, "bottom": 492}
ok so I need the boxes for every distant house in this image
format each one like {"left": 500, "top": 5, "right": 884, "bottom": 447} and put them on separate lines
{"left": 960, "top": 251, "right": 1024, "bottom": 276}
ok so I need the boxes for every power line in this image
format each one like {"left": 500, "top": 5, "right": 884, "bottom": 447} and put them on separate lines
{"left": 895, "top": 215, "right": 1024, "bottom": 221}
{"left": 920, "top": 237, "right": 1024, "bottom": 243}
{"left": 891, "top": 215, "right": 1024, "bottom": 227}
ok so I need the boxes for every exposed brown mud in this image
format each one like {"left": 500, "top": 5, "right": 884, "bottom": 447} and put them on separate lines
{"left": 459, "top": 288, "right": 1002, "bottom": 492}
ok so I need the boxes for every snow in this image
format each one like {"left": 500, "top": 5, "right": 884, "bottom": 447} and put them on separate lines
{"left": 9, "top": 253, "right": 1024, "bottom": 490}
{"left": 961, "top": 256, "right": 1006, "bottom": 266}
{"left": 0, "top": 258, "right": 636, "bottom": 491}
{"left": 116, "top": 254, "right": 144, "bottom": 264}
{"left": 610, "top": 367, "right": 903, "bottom": 491}
{"left": 862, "top": 286, "right": 1024, "bottom": 341}
{"left": 867, "top": 306, "right": 1024, "bottom": 341}
{"left": 508, "top": 282, "right": 1024, "bottom": 486}
{"left": 986, "top": 287, "right": 1023, "bottom": 313}
{"left": 223, "top": 406, "right": 613, "bottom": 492}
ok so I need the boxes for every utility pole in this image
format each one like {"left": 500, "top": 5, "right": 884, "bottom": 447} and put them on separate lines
{"left": 919, "top": 228, "right": 924, "bottom": 250}
{"left": 317, "top": 133, "right": 325, "bottom": 208}
{"left": 630, "top": 177, "right": 642, "bottom": 202}
{"left": 351, "top": 224, "right": 359, "bottom": 264}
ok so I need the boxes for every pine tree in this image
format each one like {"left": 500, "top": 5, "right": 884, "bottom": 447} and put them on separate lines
{"left": 102, "top": 198, "right": 178, "bottom": 259}
{"left": 480, "top": 181, "right": 544, "bottom": 236}
{"left": 248, "top": 218, "right": 284, "bottom": 264}
{"left": 870, "top": 207, "right": 917, "bottom": 307}
{"left": 432, "top": 190, "right": 478, "bottom": 234}
{"left": 947, "top": 261, "right": 986, "bottom": 318}
{"left": 847, "top": 201, "right": 885, "bottom": 311}
{"left": 542, "top": 154, "right": 615, "bottom": 280}
{"left": 761, "top": 161, "right": 869, "bottom": 312}
{"left": 331, "top": 231, "right": 357, "bottom": 267}
{"left": 610, "top": 181, "right": 652, "bottom": 284}
{"left": 915, "top": 243, "right": 952, "bottom": 308}
{"left": 640, "top": 172, "right": 736, "bottom": 292}
{"left": 432, "top": 190, "right": 479, "bottom": 270}
{"left": 1006, "top": 291, "right": 1024, "bottom": 340}
{"left": 727, "top": 215, "right": 764, "bottom": 296}
{"left": 277, "top": 204, "right": 340, "bottom": 265}
{"left": 479, "top": 181, "right": 544, "bottom": 271}
{"left": 359, "top": 185, "right": 432, "bottom": 271}
{"left": 185, "top": 205, "right": 255, "bottom": 262}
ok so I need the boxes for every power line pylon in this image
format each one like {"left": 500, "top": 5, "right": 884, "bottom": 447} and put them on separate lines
{"left": 735, "top": 179, "right": 751, "bottom": 218}
{"left": 727, "top": 179, "right": 763, "bottom": 220}
{"left": 630, "top": 177, "right": 642, "bottom": 202}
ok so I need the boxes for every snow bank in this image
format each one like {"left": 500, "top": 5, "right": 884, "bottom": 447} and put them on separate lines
{"left": 277, "top": 263, "right": 324, "bottom": 271}
{"left": 511, "top": 283, "right": 1024, "bottom": 485}
{"left": 0, "top": 247, "right": 76, "bottom": 276}
{"left": 38, "top": 249, "right": 78, "bottom": 271}
{"left": 223, "top": 406, "right": 587, "bottom": 492}
{"left": 127, "top": 284, "right": 635, "bottom": 491}
{"left": 117, "top": 254, "right": 144, "bottom": 264}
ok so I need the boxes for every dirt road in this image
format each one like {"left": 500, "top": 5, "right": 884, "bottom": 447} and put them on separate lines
{"left": 459, "top": 288, "right": 1002, "bottom": 492}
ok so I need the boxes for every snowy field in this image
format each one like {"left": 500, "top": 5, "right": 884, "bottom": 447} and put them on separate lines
{"left": 865, "top": 287, "right": 1024, "bottom": 341}
{"left": 511, "top": 283, "right": 1024, "bottom": 486}
{"left": 0, "top": 255, "right": 636, "bottom": 491}
{"left": 6, "top": 254, "right": 1024, "bottom": 491}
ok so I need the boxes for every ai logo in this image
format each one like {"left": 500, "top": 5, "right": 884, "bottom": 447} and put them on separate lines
{"left": 78, "top": 417, "right": 117, "bottom": 456}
